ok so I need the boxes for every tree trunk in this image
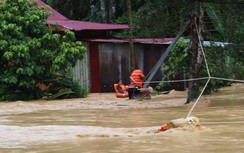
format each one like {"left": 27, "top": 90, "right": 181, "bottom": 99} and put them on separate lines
{"left": 127, "top": 0, "right": 135, "bottom": 71}
{"left": 186, "top": 2, "right": 204, "bottom": 103}
{"left": 105, "top": 0, "right": 114, "bottom": 23}
{"left": 100, "top": 0, "right": 106, "bottom": 21}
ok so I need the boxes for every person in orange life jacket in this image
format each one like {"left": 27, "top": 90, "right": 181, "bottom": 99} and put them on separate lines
{"left": 114, "top": 80, "right": 129, "bottom": 97}
{"left": 117, "top": 80, "right": 128, "bottom": 93}
{"left": 128, "top": 68, "right": 145, "bottom": 99}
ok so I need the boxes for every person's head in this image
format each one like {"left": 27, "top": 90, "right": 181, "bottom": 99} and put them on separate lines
{"left": 131, "top": 66, "right": 141, "bottom": 73}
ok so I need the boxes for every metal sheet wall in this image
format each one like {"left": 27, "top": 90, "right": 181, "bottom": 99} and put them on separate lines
{"left": 71, "top": 42, "right": 90, "bottom": 91}
{"left": 72, "top": 41, "right": 168, "bottom": 93}
{"left": 99, "top": 43, "right": 130, "bottom": 92}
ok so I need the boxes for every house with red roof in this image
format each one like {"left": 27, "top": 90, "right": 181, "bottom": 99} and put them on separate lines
{"left": 31, "top": 0, "right": 174, "bottom": 93}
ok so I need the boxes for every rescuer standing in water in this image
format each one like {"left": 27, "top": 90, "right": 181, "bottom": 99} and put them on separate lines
{"left": 128, "top": 68, "right": 145, "bottom": 99}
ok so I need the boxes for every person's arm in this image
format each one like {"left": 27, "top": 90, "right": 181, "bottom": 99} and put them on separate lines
{"left": 141, "top": 74, "right": 145, "bottom": 81}
{"left": 130, "top": 76, "right": 136, "bottom": 83}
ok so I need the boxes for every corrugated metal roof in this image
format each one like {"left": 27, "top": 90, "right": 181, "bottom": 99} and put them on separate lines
{"left": 203, "top": 41, "right": 231, "bottom": 47}
{"left": 47, "top": 20, "right": 128, "bottom": 31}
{"left": 134, "top": 38, "right": 175, "bottom": 44}
{"left": 29, "top": 0, "right": 128, "bottom": 31}
{"left": 82, "top": 38, "right": 175, "bottom": 44}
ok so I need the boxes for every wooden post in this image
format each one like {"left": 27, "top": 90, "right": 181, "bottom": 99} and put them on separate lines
{"left": 127, "top": 0, "right": 135, "bottom": 71}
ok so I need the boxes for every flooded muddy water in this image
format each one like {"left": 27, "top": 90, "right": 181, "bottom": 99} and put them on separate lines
{"left": 0, "top": 84, "right": 243, "bottom": 153}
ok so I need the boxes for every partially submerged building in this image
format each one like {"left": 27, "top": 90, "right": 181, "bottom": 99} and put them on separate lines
{"left": 32, "top": 0, "right": 174, "bottom": 92}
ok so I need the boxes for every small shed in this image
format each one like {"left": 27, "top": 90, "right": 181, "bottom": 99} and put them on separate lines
{"left": 32, "top": 0, "right": 174, "bottom": 93}
{"left": 72, "top": 38, "right": 174, "bottom": 93}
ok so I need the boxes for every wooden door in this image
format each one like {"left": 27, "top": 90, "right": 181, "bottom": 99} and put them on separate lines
{"left": 89, "top": 43, "right": 101, "bottom": 93}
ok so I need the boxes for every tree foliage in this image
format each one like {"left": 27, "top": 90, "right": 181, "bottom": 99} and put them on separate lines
{"left": 0, "top": 0, "right": 87, "bottom": 101}
{"left": 157, "top": 1, "right": 243, "bottom": 97}
{"left": 203, "top": 2, "right": 244, "bottom": 80}
{"left": 161, "top": 38, "right": 189, "bottom": 79}
{"left": 132, "top": 0, "right": 194, "bottom": 38}
{"left": 42, "top": 0, "right": 146, "bottom": 24}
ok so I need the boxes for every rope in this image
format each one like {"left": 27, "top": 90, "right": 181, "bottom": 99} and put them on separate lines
{"left": 187, "top": 78, "right": 211, "bottom": 118}
{"left": 140, "top": 17, "right": 243, "bottom": 119}
{"left": 211, "top": 77, "right": 244, "bottom": 83}
{"left": 140, "top": 76, "right": 243, "bottom": 85}
{"left": 186, "top": 19, "right": 244, "bottom": 118}
{"left": 143, "top": 77, "right": 209, "bottom": 84}
{"left": 186, "top": 19, "right": 212, "bottom": 118}
{"left": 195, "top": 20, "right": 211, "bottom": 77}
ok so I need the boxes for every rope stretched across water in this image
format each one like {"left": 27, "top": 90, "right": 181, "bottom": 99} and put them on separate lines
{"left": 186, "top": 20, "right": 244, "bottom": 118}
{"left": 186, "top": 19, "right": 211, "bottom": 118}
{"left": 141, "top": 18, "right": 244, "bottom": 118}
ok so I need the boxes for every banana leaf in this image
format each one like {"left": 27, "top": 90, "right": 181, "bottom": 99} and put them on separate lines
{"left": 47, "top": 88, "right": 75, "bottom": 100}
{"left": 204, "top": 3, "right": 224, "bottom": 34}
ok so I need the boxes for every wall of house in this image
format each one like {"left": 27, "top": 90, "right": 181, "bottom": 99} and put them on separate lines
{"left": 99, "top": 43, "right": 131, "bottom": 92}
{"left": 98, "top": 42, "right": 166, "bottom": 92}
{"left": 72, "top": 43, "right": 90, "bottom": 91}
{"left": 143, "top": 44, "right": 168, "bottom": 88}
{"left": 72, "top": 41, "right": 169, "bottom": 93}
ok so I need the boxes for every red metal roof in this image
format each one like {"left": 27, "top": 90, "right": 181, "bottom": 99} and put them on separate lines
{"left": 82, "top": 38, "right": 175, "bottom": 44}
{"left": 134, "top": 38, "right": 175, "bottom": 44}
{"left": 29, "top": 0, "right": 128, "bottom": 31}
{"left": 47, "top": 20, "right": 128, "bottom": 31}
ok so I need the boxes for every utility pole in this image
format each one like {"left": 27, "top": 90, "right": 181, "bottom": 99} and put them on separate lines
{"left": 186, "top": 2, "right": 204, "bottom": 103}
{"left": 127, "top": 0, "right": 135, "bottom": 71}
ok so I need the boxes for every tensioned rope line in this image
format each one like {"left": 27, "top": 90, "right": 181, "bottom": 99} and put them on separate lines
{"left": 186, "top": 19, "right": 212, "bottom": 118}
{"left": 139, "top": 17, "right": 243, "bottom": 118}
{"left": 141, "top": 76, "right": 244, "bottom": 85}
{"left": 187, "top": 78, "right": 211, "bottom": 118}
{"left": 211, "top": 77, "right": 244, "bottom": 83}
{"left": 186, "top": 19, "right": 244, "bottom": 118}
{"left": 143, "top": 77, "right": 209, "bottom": 84}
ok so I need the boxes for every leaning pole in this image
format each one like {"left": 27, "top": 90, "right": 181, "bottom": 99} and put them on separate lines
{"left": 143, "top": 19, "right": 191, "bottom": 88}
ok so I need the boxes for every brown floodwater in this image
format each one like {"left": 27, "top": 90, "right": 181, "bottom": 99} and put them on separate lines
{"left": 0, "top": 84, "right": 243, "bottom": 153}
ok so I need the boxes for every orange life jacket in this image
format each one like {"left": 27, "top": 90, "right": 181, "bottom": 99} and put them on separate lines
{"left": 114, "top": 84, "right": 129, "bottom": 98}
{"left": 130, "top": 69, "right": 144, "bottom": 88}
{"left": 158, "top": 123, "right": 170, "bottom": 132}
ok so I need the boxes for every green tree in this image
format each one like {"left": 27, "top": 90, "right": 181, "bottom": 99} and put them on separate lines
{"left": 132, "top": 0, "right": 195, "bottom": 38}
{"left": 43, "top": 0, "right": 94, "bottom": 21}
{"left": 43, "top": 0, "right": 116, "bottom": 23}
{"left": 202, "top": 1, "right": 244, "bottom": 86}
{"left": 0, "top": 0, "right": 87, "bottom": 101}
{"left": 157, "top": 1, "right": 243, "bottom": 102}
